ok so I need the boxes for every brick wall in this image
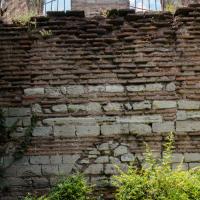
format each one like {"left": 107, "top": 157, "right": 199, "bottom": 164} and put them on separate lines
{"left": 71, "top": 0, "right": 129, "bottom": 17}
{"left": 1, "top": 5, "right": 200, "bottom": 199}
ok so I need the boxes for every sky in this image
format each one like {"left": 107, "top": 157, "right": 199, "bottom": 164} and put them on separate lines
{"left": 44, "top": 0, "right": 161, "bottom": 13}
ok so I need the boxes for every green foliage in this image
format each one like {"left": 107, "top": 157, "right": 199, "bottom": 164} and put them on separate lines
{"left": 39, "top": 29, "right": 53, "bottom": 39}
{"left": 12, "top": 11, "right": 36, "bottom": 26}
{"left": 113, "top": 132, "right": 200, "bottom": 200}
{"left": 24, "top": 173, "right": 92, "bottom": 200}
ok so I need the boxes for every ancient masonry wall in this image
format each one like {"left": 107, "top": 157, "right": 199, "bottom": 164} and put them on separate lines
{"left": 1, "top": 5, "right": 200, "bottom": 199}
{"left": 71, "top": 0, "right": 129, "bottom": 17}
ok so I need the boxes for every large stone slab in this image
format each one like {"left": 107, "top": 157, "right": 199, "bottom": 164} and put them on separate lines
{"left": 152, "top": 122, "right": 175, "bottom": 133}
{"left": 176, "top": 121, "right": 200, "bottom": 132}
{"left": 116, "top": 115, "right": 162, "bottom": 123}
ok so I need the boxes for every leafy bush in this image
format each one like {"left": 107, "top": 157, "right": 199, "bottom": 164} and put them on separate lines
{"left": 113, "top": 133, "right": 200, "bottom": 200}
{"left": 12, "top": 11, "right": 36, "bottom": 26}
{"left": 24, "top": 173, "right": 92, "bottom": 200}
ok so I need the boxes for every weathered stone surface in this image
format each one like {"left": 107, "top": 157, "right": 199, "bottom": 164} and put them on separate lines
{"left": 146, "top": 83, "right": 163, "bottom": 91}
{"left": 176, "top": 121, "right": 200, "bottom": 132}
{"left": 85, "top": 164, "right": 104, "bottom": 174}
{"left": 105, "top": 164, "right": 128, "bottom": 175}
{"left": 76, "top": 125, "right": 100, "bottom": 137}
{"left": 32, "top": 104, "right": 42, "bottom": 113}
{"left": 86, "top": 102, "right": 102, "bottom": 112}
{"left": 62, "top": 155, "right": 80, "bottom": 164}
{"left": 110, "top": 157, "right": 121, "bottom": 164}
{"left": 121, "top": 153, "right": 135, "bottom": 162}
{"left": 5, "top": 117, "right": 22, "bottom": 127}
{"left": 172, "top": 153, "right": 184, "bottom": 163}
{"left": 32, "top": 127, "right": 52, "bottom": 137}
{"left": 132, "top": 101, "right": 151, "bottom": 110}
{"left": 95, "top": 156, "right": 109, "bottom": 163}
{"left": 54, "top": 126, "right": 76, "bottom": 137}
{"left": 124, "top": 103, "right": 132, "bottom": 110}
{"left": 176, "top": 111, "right": 187, "bottom": 120}
{"left": 153, "top": 101, "right": 176, "bottom": 109}
{"left": 114, "top": 146, "right": 128, "bottom": 156}
{"left": 43, "top": 117, "right": 96, "bottom": 126}
{"left": 178, "top": 100, "right": 200, "bottom": 110}
{"left": 98, "top": 143, "right": 109, "bottom": 151}
{"left": 45, "top": 87, "right": 61, "bottom": 97}
{"left": 177, "top": 111, "right": 200, "bottom": 120}
{"left": 24, "top": 88, "right": 44, "bottom": 96}
{"left": 30, "top": 156, "right": 50, "bottom": 165}
{"left": 126, "top": 85, "right": 144, "bottom": 92}
{"left": 103, "top": 103, "right": 122, "bottom": 112}
{"left": 152, "top": 122, "right": 175, "bottom": 133}
{"left": 166, "top": 82, "right": 176, "bottom": 91}
{"left": 52, "top": 104, "right": 68, "bottom": 112}
{"left": 68, "top": 104, "right": 86, "bottom": 112}
{"left": 129, "top": 123, "right": 152, "bottom": 134}
{"left": 65, "top": 85, "right": 85, "bottom": 96}
{"left": 8, "top": 107, "right": 31, "bottom": 117}
{"left": 172, "top": 163, "right": 188, "bottom": 170}
{"left": 117, "top": 115, "right": 162, "bottom": 123}
{"left": 101, "top": 124, "right": 122, "bottom": 136}
{"left": 59, "top": 164, "right": 74, "bottom": 174}
{"left": 32, "top": 177, "right": 49, "bottom": 188}
{"left": 42, "top": 165, "right": 59, "bottom": 175}
{"left": 105, "top": 85, "right": 124, "bottom": 92}
{"left": 17, "top": 165, "right": 42, "bottom": 176}
{"left": 88, "top": 85, "right": 105, "bottom": 92}
{"left": 50, "top": 155, "right": 62, "bottom": 164}
{"left": 189, "top": 163, "right": 200, "bottom": 169}
{"left": 184, "top": 153, "right": 200, "bottom": 162}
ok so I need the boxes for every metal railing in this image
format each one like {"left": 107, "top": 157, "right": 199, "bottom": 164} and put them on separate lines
{"left": 44, "top": 0, "right": 71, "bottom": 13}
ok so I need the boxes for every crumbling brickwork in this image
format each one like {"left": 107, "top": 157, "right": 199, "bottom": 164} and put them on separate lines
{"left": 1, "top": 4, "right": 200, "bottom": 199}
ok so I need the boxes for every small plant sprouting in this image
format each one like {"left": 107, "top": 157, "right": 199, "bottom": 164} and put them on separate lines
{"left": 39, "top": 29, "right": 53, "bottom": 39}
{"left": 12, "top": 11, "right": 36, "bottom": 26}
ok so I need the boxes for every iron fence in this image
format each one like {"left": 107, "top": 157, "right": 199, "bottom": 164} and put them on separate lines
{"left": 44, "top": 0, "right": 71, "bottom": 13}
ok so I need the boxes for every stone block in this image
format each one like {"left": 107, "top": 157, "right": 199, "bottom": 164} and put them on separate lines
{"left": 152, "top": 122, "right": 175, "bottom": 133}
{"left": 59, "top": 164, "right": 74, "bottom": 174}
{"left": 121, "top": 153, "right": 135, "bottom": 162}
{"left": 129, "top": 123, "right": 152, "bottom": 134}
{"left": 68, "top": 104, "right": 86, "bottom": 112}
{"left": 166, "top": 82, "right": 176, "bottom": 91}
{"left": 5, "top": 117, "right": 22, "bottom": 127}
{"left": 172, "top": 153, "right": 184, "bottom": 163}
{"left": 8, "top": 107, "right": 31, "bottom": 117}
{"left": 65, "top": 85, "right": 85, "bottom": 96}
{"left": 176, "top": 121, "right": 200, "bottom": 132}
{"left": 184, "top": 153, "right": 200, "bottom": 162}
{"left": 124, "top": 103, "right": 132, "bottom": 110}
{"left": 32, "top": 127, "right": 52, "bottom": 137}
{"left": 43, "top": 117, "right": 96, "bottom": 126}
{"left": 153, "top": 101, "right": 176, "bottom": 109}
{"left": 42, "top": 165, "right": 59, "bottom": 176}
{"left": 126, "top": 85, "right": 145, "bottom": 92}
{"left": 146, "top": 83, "right": 163, "bottom": 91}
{"left": 172, "top": 163, "right": 188, "bottom": 170}
{"left": 114, "top": 146, "right": 128, "bottom": 157}
{"left": 62, "top": 154, "right": 80, "bottom": 164}
{"left": 52, "top": 104, "right": 68, "bottom": 112}
{"left": 105, "top": 85, "right": 124, "bottom": 92}
{"left": 105, "top": 164, "right": 128, "bottom": 175}
{"left": 22, "top": 117, "right": 31, "bottom": 127}
{"left": 32, "top": 104, "right": 42, "bottom": 113}
{"left": 117, "top": 115, "right": 162, "bottom": 123}
{"left": 176, "top": 111, "right": 187, "bottom": 120}
{"left": 76, "top": 125, "right": 100, "bottom": 137}
{"left": 110, "top": 157, "right": 121, "bottom": 164}
{"left": 54, "top": 126, "right": 76, "bottom": 137}
{"left": 178, "top": 100, "right": 200, "bottom": 110}
{"left": 95, "top": 156, "right": 109, "bottom": 163}
{"left": 189, "top": 163, "right": 200, "bottom": 169}
{"left": 17, "top": 165, "right": 42, "bottom": 176}
{"left": 86, "top": 102, "right": 102, "bottom": 112}
{"left": 103, "top": 103, "right": 122, "bottom": 112}
{"left": 24, "top": 88, "right": 44, "bottom": 96}
{"left": 50, "top": 155, "right": 62, "bottom": 164}
{"left": 101, "top": 124, "right": 121, "bottom": 136}
{"left": 88, "top": 85, "right": 105, "bottom": 92}
{"left": 132, "top": 101, "right": 151, "bottom": 110}
{"left": 85, "top": 164, "right": 104, "bottom": 174}
{"left": 97, "top": 143, "right": 109, "bottom": 151}
{"left": 45, "top": 87, "right": 61, "bottom": 97}
{"left": 30, "top": 156, "right": 50, "bottom": 165}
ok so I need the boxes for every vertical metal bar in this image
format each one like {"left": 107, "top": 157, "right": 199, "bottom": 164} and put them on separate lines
{"left": 64, "top": 0, "right": 66, "bottom": 11}
{"left": 155, "top": 0, "right": 157, "bottom": 10}
{"left": 135, "top": 0, "right": 136, "bottom": 9}
{"left": 142, "top": 0, "right": 143, "bottom": 11}
{"left": 57, "top": 0, "right": 59, "bottom": 11}
{"left": 45, "top": 0, "right": 46, "bottom": 14}
{"left": 148, "top": 0, "right": 150, "bottom": 10}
